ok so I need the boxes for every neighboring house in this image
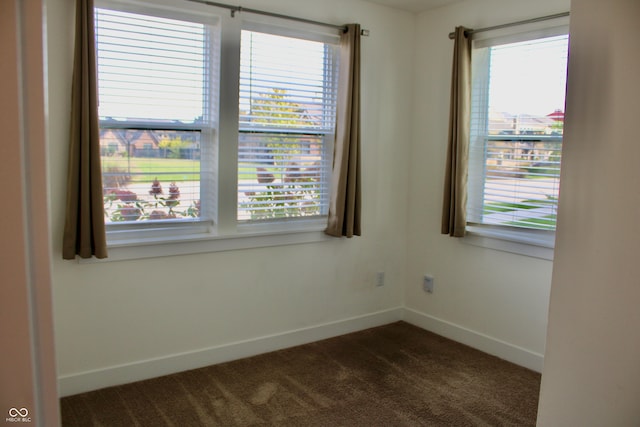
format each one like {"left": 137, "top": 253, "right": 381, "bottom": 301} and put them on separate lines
{"left": 100, "top": 129, "right": 156, "bottom": 157}
{"left": 486, "top": 110, "right": 563, "bottom": 171}
{"left": 489, "top": 110, "right": 560, "bottom": 136}
{"left": 99, "top": 129, "right": 127, "bottom": 157}
{"left": 299, "top": 103, "right": 326, "bottom": 157}
{"left": 128, "top": 130, "right": 161, "bottom": 157}
{"left": 99, "top": 129, "right": 161, "bottom": 158}
{"left": 100, "top": 122, "right": 201, "bottom": 159}
{"left": 547, "top": 108, "right": 565, "bottom": 122}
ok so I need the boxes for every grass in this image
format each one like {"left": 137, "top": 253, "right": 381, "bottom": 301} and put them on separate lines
{"left": 506, "top": 215, "right": 557, "bottom": 230}
{"left": 483, "top": 200, "right": 557, "bottom": 230}
{"left": 102, "top": 156, "right": 266, "bottom": 183}
{"left": 523, "top": 169, "right": 560, "bottom": 179}
{"left": 484, "top": 201, "right": 539, "bottom": 214}
{"left": 484, "top": 199, "right": 558, "bottom": 215}
{"left": 102, "top": 157, "right": 199, "bottom": 183}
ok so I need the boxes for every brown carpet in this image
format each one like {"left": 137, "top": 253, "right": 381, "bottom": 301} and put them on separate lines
{"left": 60, "top": 322, "right": 541, "bottom": 426}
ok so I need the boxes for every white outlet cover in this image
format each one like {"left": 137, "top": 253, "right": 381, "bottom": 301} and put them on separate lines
{"left": 424, "top": 275, "right": 434, "bottom": 293}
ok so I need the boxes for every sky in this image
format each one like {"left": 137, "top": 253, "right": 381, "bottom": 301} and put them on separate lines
{"left": 487, "top": 35, "right": 569, "bottom": 117}
{"left": 96, "top": 8, "right": 207, "bottom": 122}
{"left": 96, "top": 8, "right": 331, "bottom": 124}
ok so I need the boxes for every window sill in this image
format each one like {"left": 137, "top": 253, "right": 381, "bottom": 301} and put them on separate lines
{"left": 463, "top": 224, "right": 555, "bottom": 260}
{"left": 82, "top": 219, "right": 332, "bottom": 263}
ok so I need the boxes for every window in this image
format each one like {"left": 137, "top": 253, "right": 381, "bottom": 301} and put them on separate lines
{"left": 238, "top": 27, "right": 338, "bottom": 222}
{"left": 95, "top": 1, "right": 340, "bottom": 250}
{"left": 467, "top": 26, "right": 569, "bottom": 250}
{"left": 96, "top": 4, "right": 216, "bottom": 236}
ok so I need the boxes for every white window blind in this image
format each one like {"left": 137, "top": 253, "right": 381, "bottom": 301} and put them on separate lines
{"left": 95, "top": 6, "right": 217, "bottom": 226}
{"left": 468, "top": 34, "right": 568, "bottom": 231}
{"left": 237, "top": 30, "right": 339, "bottom": 221}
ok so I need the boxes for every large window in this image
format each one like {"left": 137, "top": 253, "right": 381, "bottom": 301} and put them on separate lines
{"left": 95, "top": 1, "right": 340, "bottom": 247}
{"left": 238, "top": 28, "right": 338, "bottom": 222}
{"left": 96, "top": 5, "right": 217, "bottom": 236}
{"left": 467, "top": 28, "right": 569, "bottom": 244}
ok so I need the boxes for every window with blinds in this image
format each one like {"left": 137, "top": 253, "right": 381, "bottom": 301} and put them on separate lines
{"left": 467, "top": 33, "right": 569, "bottom": 231}
{"left": 94, "top": 1, "right": 344, "bottom": 248}
{"left": 237, "top": 29, "right": 339, "bottom": 222}
{"left": 95, "top": 6, "right": 217, "bottom": 226}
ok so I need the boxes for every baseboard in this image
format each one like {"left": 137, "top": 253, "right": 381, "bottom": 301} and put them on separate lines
{"left": 59, "top": 306, "right": 544, "bottom": 396}
{"left": 402, "top": 308, "right": 544, "bottom": 373}
{"left": 58, "top": 307, "right": 404, "bottom": 397}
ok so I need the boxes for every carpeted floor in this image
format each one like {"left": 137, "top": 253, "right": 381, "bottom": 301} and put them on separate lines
{"left": 60, "top": 322, "right": 541, "bottom": 426}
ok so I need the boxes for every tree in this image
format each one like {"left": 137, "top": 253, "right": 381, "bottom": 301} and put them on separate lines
{"left": 250, "top": 88, "right": 308, "bottom": 127}
{"left": 239, "top": 88, "right": 322, "bottom": 219}
{"left": 159, "top": 137, "right": 189, "bottom": 159}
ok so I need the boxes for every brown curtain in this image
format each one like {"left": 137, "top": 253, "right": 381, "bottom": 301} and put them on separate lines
{"left": 326, "top": 24, "right": 361, "bottom": 238}
{"left": 62, "top": 0, "right": 107, "bottom": 259}
{"left": 441, "top": 26, "right": 471, "bottom": 237}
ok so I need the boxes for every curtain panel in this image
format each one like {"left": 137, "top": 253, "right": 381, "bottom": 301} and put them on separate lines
{"left": 62, "top": 0, "right": 108, "bottom": 259}
{"left": 441, "top": 26, "right": 471, "bottom": 237}
{"left": 326, "top": 23, "right": 362, "bottom": 238}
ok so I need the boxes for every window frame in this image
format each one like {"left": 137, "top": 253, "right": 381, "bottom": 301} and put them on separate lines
{"left": 463, "top": 18, "right": 570, "bottom": 259}
{"left": 96, "top": 0, "right": 220, "bottom": 243}
{"left": 94, "top": 0, "right": 341, "bottom": 260}
{"left": 236, "top": 23, "right": 340, "bottom": 226}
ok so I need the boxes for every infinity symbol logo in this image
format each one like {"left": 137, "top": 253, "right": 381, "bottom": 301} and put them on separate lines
{"left": 8, "top": 408, "right": 29, "bottom": 417}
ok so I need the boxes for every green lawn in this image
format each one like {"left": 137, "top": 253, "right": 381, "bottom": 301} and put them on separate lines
{"left": 102, "top": 157, "right": 308, "bottom": 184}
{"left": 484, "top": 201, "right": 557, "bottom": 230}
{"left": 506, "top": 215, "right": 557, "bottom": 230}
{"left": 484, "top": 201, "right": 539, "bottom": 214}
{"left": 102, "top": 157, "right": 199, "bottom": 183}
{"left": 484, "top": 199, "right": 557, "bottom": 215}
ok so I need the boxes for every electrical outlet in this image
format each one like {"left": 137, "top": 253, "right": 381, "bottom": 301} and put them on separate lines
{"left": 423, "top": 275, "right": 434, "bottom": 293}
{"left": 376, "top": 272, "right": 385, "bottom": 287}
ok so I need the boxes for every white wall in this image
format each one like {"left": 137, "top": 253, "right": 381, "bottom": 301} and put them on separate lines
{"left": 49, "top": 0, "right": 595, "bottom": 399}
{"left": 406, "top": 0, "right": 570, "bottom": 371}
{"left": 47, "top": 0, "right": 414, "bottom": 395}
{"left": 537, "top": 0, "right": 640, "bottom": 424}
{"left": 41, "top": 0, "right": 640, "bottom": 420}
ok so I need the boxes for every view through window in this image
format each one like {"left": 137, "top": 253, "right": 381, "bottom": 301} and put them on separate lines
{"left": 468, "top": 33, "right": 569, "bottom": 231}
{"left": 95, "top": 3, "right": 340, "bottom": 241}
{"left": 237, "top": 30, "right": 338, "bottom": 222}
{"left": 96, "top": 7, "right": 212, "bottom": 225}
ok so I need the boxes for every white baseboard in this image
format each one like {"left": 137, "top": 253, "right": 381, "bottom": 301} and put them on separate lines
{"left": 58, "top": 307, "right": 404, "bottom": 397}
{"left": 402, "top": 308, "right": 544, "bottom": 373}
{"left": 59, "top": 306, "right": 544, "bottom": 396}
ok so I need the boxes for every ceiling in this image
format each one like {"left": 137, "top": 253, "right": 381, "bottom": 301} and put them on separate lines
{"left": 362, "top": 0, "right": 463, "bottom": 13}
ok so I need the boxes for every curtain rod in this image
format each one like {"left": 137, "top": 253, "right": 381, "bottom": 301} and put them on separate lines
{"left": 448, "top": 11, "right": 569, "bottom": 39}
{"left": 185, "top": 0, "right": 370, "bottom": 36}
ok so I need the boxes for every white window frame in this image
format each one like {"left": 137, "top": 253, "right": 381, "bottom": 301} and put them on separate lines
{"left": 236, "top": 20, "right": 340, "bottom": 232}
{"left": 93, "top": 0, "right": 340, "bottom": 261}
{"left": 464, "top": 17, "right": 570, "bottom": 260}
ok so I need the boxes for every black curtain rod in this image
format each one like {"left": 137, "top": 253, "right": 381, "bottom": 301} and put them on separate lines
{"left": 448, "top": 11, "right": 569, "bottom": 39}
{"left": 185, "top": 0, "right": 370, "bottom": 36}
